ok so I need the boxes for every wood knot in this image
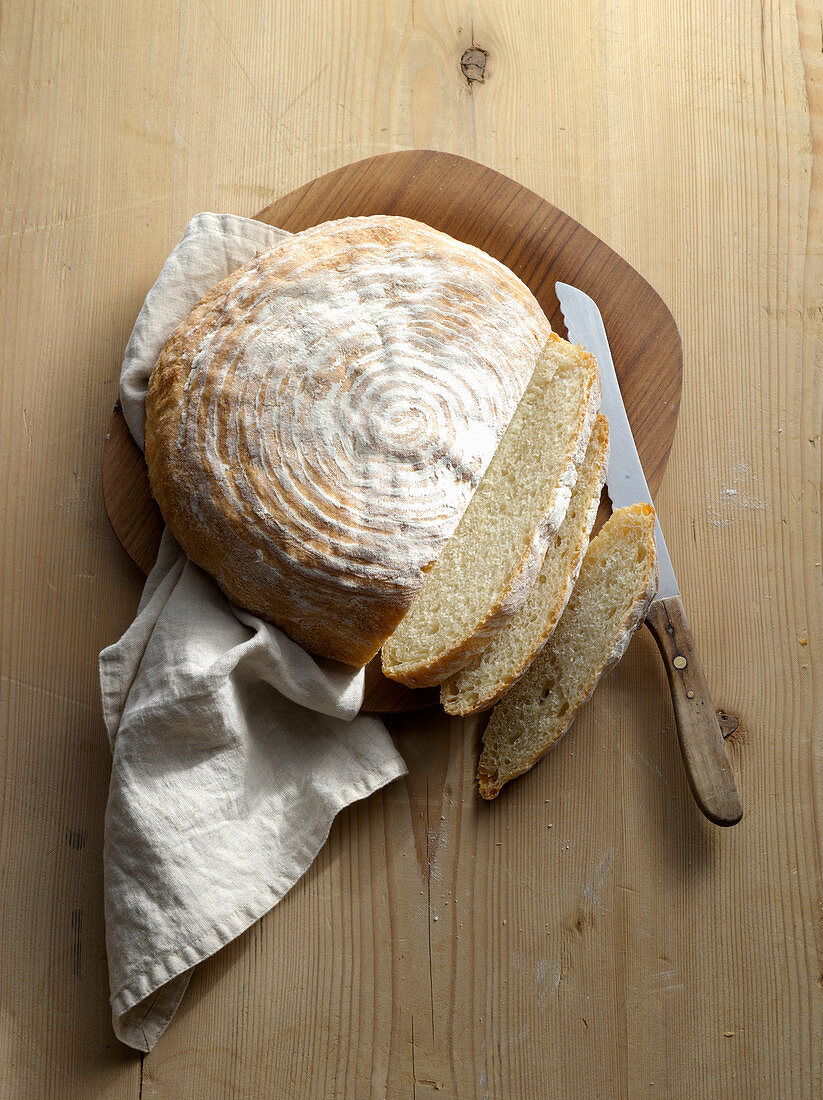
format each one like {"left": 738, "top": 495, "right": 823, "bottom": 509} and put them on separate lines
{"left": 573, "top": 910, "right": 590, "bottom": 936}
{"left": 460, "top": 47, "right": 487, "bottom": 84}
{"left": 717, "top": 710, "right": 745, "bottom": 744}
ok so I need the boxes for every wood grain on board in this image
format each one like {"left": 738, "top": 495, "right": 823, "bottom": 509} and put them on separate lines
{"left": 2, "top": 1, "right": 822, "bottom": 1096}
{"left": 101, "top": 149, "right": 682, "bottom": 712}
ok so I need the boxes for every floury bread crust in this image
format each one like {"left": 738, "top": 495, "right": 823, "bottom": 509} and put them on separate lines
{"left": 381, "top": 336, "right": 602, "bottom": 689}
{"left": 145, "top": 215, "right": 552, "bottom": 667}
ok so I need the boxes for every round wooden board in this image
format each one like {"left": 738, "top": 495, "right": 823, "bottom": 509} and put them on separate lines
{"left": 102, "top": 150, "right": 682, "bottom": 713}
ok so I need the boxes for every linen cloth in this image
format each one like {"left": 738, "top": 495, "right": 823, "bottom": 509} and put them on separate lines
{"left": 100, "top": 213, "right": 407, "bottom": 1052}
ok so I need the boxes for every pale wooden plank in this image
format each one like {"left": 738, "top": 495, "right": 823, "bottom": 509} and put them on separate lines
{"left": 1, "top": 0, "right": 822, "bottom": 1096}
{"left": 0, "top": 0, "right": 154, "bottom": 1093}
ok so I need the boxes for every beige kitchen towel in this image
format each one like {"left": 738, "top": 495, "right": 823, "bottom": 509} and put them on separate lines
{"left": 101, "top": 213, "right": 407, "bottom": 1053}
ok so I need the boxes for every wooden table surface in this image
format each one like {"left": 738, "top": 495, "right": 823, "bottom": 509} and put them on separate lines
{"left": 2, "top": 2, "right": 820, "bottom": 1096}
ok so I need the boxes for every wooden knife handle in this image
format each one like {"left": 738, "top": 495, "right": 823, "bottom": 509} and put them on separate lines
{"left": 645, "top": 596, "right": 743, "bottom": 827}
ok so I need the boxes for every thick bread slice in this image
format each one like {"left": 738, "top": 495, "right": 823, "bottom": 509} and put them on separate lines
{"left": 381, "top": 335, "right": 602, "bottom": 688}
{"left": 477, "top": 503, "right": 658, "bottom": 799}
{"left": 440, "top": 414, "right": 610, "bottom": 715}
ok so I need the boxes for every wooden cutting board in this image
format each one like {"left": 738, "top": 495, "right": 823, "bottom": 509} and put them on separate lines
{"left": 102, "top": 150, "right": 682, "bottom": 712}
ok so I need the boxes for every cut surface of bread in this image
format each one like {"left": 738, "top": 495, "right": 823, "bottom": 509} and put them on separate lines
{"left": 477, "top": 502, "right": 658, "bottom": 799}
{"left": 381, "top": 334, "right": 602, "bottom": 688}
{"left": 440, "top": 413, "right": 610, "bottom": 715}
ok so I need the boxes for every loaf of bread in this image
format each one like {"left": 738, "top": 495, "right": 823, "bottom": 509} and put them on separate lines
{"left": 440, "top": 413, "right": 609, "bottom": 715}
{"left": 381, "top": 335, "right": 602, "bottom": 688}
{"left": 477, "top": 502, "right": 658, "bottom": 799}
{"left": 145, "top": 215, "right": 552, "bottom": 667}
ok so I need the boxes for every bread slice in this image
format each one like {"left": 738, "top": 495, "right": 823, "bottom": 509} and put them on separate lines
{"left": 440, "top": 414, "right": 610, "bottom": 716}
{"left": 381, "top": 334, "right": 602, "bottom": 688}
{"left": 477, "top": 503, "right": 658, "bottom": 799}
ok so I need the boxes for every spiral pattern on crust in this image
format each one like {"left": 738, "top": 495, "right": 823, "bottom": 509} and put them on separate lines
{"left": 146, "top": 216, "right": 552, "bottom": 663}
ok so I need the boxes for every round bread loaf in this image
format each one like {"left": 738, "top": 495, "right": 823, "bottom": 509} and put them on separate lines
{"left": 145, "top": 215, "right": 552, "bottom": 666}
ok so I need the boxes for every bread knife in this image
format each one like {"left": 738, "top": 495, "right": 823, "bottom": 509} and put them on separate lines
{"left": 555, "top": 282, "right": 743, "bottom": 827}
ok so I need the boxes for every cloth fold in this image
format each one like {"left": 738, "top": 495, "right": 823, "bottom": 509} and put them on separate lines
{"left": 101, "top": 213, "right": 407, "bottom": 1052}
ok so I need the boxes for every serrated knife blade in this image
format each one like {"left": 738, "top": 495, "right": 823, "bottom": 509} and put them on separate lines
{"left": 555, "top": 281, "right": 679, "bottom": 599}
